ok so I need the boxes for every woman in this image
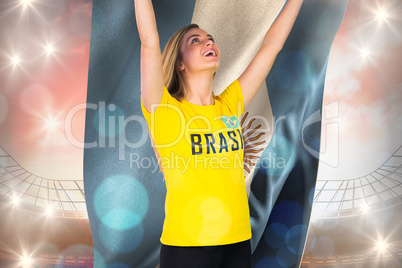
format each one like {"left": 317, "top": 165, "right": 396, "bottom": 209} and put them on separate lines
{"left": 134, "top": 0, "right": 303, "bottom": 267}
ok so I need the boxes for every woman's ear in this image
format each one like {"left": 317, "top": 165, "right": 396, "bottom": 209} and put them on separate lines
{"left": 177, "top": 62, "right": 184, "bottom": 71}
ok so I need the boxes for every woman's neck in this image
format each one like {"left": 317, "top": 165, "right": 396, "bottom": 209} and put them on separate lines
{"left": 183, "top": 72, "right": 215, "bottom": 105}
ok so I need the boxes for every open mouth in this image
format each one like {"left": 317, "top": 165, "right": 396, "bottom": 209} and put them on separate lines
{"left": 202, "top": 49, "right": 217, "bottom": 57}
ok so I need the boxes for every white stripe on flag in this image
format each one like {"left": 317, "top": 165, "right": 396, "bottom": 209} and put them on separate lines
{"left": 191, "top": 0, "right": 286, "bottom": 194}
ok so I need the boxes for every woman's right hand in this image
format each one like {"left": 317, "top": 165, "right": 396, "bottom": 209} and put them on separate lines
{"left": 134, "top": 0, "right": 164, "bottom": 112}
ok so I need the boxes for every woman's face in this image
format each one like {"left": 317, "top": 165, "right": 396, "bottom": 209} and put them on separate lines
{"left": 178, "top": 28, "right": 220, "bottom": 75}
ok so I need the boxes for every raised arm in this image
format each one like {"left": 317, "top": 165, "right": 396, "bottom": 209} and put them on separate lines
{"left": 238, "top": 0, "right": 303, "bottom": 109}
{"left": 134, "top": 0, "right": 164, "bottom": 112}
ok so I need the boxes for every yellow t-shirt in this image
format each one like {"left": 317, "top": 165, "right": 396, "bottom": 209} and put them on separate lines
{"left": 141, "top": 79, "right": 252, "bottom": 246}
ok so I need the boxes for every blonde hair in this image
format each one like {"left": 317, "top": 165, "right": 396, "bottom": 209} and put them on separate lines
{"left": 155, "top": 24, "right": 218, "bottom": 176}
{"left": 150, "top": 24, "right": 200, "bottom": 176}
{"left": 162, "top": 24, "right": 200, "bottom": 101}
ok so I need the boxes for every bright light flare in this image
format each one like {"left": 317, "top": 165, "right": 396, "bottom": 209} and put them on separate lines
{"left": 375, "top": 8, "right": 389, "bottom": 23}
{"left": 349, "top": 42, "right": 377, "bottom": 66}
{"left": 2, "top": 51, "right": 30, "bottom": 76}
{"left": 361, "top": 203, "right": 369, "bottom": 214}
{"left": 45, "top": 207, "right": 53, "bottom": 217}
{"left": 19, "top": 253, "right": 33, "bottom": 267}
{"left": 376, "top": 240, "right": 387, "bottom": 252}
{"left": 360, "top": 47, "right": 371, "bottom": 59}
{"left": 44, "top": 44, "right": 55, "bottom": 55}
{"left": 28, "top": 108, "right": 68, "bottom": 147}
{"left": 357, "top": 0, "right": 401, "bottom": 40}
{"left": 21, "top": 0, "right": 32, "bottom": 7}
{"left": 43, "top": 117, "right": 60, "bottom": 131}
{"left": 12, "top": 196, "right": 21, "bottom": 206}
{"left": 11, "top": 55, "right": 21, "bottom": 66}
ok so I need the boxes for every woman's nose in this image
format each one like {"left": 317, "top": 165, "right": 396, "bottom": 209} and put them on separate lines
{"left": 205, "top": 39, "right": 213, "bottom": 46}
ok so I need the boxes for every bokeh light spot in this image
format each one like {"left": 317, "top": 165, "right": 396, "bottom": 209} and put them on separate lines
{"left": 202, "top": 211, "right": 231, "bottom": 235}
{"left": 102, "top": 208, "right": 141, "bottom": 230}
{"left": 20, "top": 83, "right": 53, "bottom": 116}
{"left": 255, "top": 135, "right": 296, "bottom": 177}
{"left": 303, "top": 229, "right": 316, "bottom": 254}
{"left": 276, "top": 246, "right": 297, "bottom": 267}
{"left": 269, "top": 201, "right": 304, "bottom": 229}
{"left": 200, "top": 197, "right": 223, "bottom": 220}
{"left": 93, "top": 103, "right": 126, "bottom": 137}
{"left": 255, "top": 257, "right": 278, "bottom": 268}
{"left": 273, "top": 68, "right": 292, "bottom": 90}
{"left": 271, "top": 51, "right": 315, "bottom": 91}
{"left": 311, "top": 236, "right": 335, "bottom": 259}
{"left": 99, "top": 222, "right": 144, "bottom": 254}
{"left": 94, "top": 175, "right": 148, "bottom": 230}
{"left": 264, "top": 223, "right": 288, "bottom": 248}
{"left": 198, "top": 228, "right": 221, "bottom": 245}
{"left": 285, "top": 224, "right": 308, "bottom": 255}
{"left": 93, "top": 248, "right": 105, "bottom": 268}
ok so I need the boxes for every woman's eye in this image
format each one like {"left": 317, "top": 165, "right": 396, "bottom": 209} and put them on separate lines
{"left": 209, "top": 38, "right": 215, "bottom": 43}
{"left": 191, "top": 38, "right": 199, "bottom": 43}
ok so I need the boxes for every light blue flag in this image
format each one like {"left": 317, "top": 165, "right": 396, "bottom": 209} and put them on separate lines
{"left": 250, "top": 1, "right": 348, "bottom": 267}
{"left": 85, "top": 0, "right": 347, "bottom": 267}
{"left": 85, "top": 0, "right": 196, "bottom": 267}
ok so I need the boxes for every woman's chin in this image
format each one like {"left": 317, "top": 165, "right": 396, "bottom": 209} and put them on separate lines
{"left": 208, "top": 62, "right": 220, "bottom": 72}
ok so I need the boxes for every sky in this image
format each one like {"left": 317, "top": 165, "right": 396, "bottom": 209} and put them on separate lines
{"left": 319, "top": 0, "right": 402, "bottom": 179}
{"left": 0, "top": 0, "right": 91, "bottom": 179}
{"left": 0, "top": 0, "right": 401, "bottom": 181}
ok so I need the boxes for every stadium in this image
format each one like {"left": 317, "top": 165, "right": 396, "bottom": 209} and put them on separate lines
{"left": 0, "top": 145, "right": 401, "bottom": 267}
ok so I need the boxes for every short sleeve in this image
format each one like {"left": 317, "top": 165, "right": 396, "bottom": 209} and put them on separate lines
{"left": 218, "top": 79, "right": 245, "bottom": 115}
{"left": 141, "top": 86, "right": 172, "bottom": 125}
